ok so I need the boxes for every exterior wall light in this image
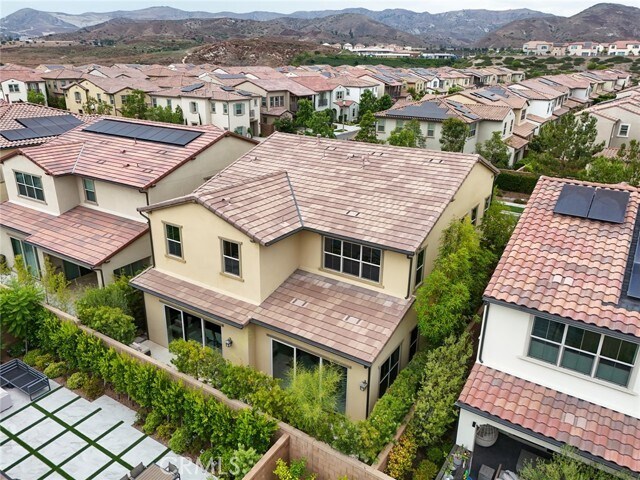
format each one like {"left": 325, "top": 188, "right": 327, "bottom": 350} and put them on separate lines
{"left": 359, "top": 380, "right": 368, "bottom": 391}
{"left": 225, "top": 338, "right": 233, "bottom": 348}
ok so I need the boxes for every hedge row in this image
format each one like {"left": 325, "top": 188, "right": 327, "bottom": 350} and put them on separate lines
{"left": 36, "top": 316, "right": 277, "bottom": 476}
{"left": 170, "top": 339, "right": 430, "bottom": 463}
{"left": 495, "top": 169, "right": 540, "bottom": 194}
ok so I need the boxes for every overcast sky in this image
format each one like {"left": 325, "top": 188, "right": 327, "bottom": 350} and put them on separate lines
{"left": 1, "top": 0, "right": 638, "bottom": 17}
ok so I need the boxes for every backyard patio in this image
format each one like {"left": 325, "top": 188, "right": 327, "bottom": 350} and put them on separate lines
{"left": 0, "top": 382, "right": 210, "bottom": 480}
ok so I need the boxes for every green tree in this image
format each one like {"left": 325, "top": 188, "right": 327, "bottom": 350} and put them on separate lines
{"left": 307, "top": 110, "right": 335, "bottom": 138}
{"left": 120, "top": 89, "right": 149, "bottom": 119}
{"left": 145, "top": 105, "right": 184, "bottom": 124}
{"left": 388, "top": 119, "right": 425, "bottom": 148}
{"left": 440, "top": 118, "right": 469, "bottom": 152}
{"left": 526, "top": 113, "right": 604, "bottom": 177}
{"left": 520, "top": 447, "right": 632, "bottom": 480}
{"left": 27, "top": 89, "right": 46, "bottom": 105}
{"left": 480, "top": 191, "right": 518, "bottom": 259}
{"left": 581, "top": 157, "right": 630, "bottom": 185}
{"left": 274, "top": 116, "right": 296, "bottom": 133}
{"left": 376, "top": 94, "right": 393, "bottom": 111}
{"left": 0, "top": 279, "right": 47, "bottom": 348}
{"left": 83, "top": 96, "right": 113, "bottom": 115}
{"left": 295, "top": 99, "right": 314, "bottom": 127}
{"left": 447, "top": 85, "right": 464, "bottom": 94}
{"left": 476, "top": 131, "right": 510, "bottom": 168}
{"left": 354, "top": 111, "right": 380, "bottom": 143}
{"left": 358, "top": 89, "right": 378, "bottom": 120}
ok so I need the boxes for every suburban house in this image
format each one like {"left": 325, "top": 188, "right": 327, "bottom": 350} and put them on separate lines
{"left": 584, "top": 95, "right": 640, "bottom": 148}
{"left": 522, "top": 41, "right": 553, "bottom": 55}
{"left": 0, "top": 66, "right": 47, "bottom": 104}
{"left": 456, "top": 177, "right": 640, "bottom": 478}
{"left": 149, "top": 82, "right": 261, "bottom": 137}
{"left": 40, "top": 68, "right": 85, "bottom": 99}
{"left": 63, "top": 76, "right": 159, "bottom": 116}
{"left": 566, "top": 41, "right": 604, "bottom": 56}
{"left": 607, "top": 40, "right": 640, "bottom": 56}
{"left": 0, "top": 117, "right": 256, "bottom": 287}
{"left": 130, "top": 132, "right": 499, "bottom": 420}
{"left": 0, "top": 101, "right": 90, "bottom": 201}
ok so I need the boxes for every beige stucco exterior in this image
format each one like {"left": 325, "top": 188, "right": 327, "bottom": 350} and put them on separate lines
{"left": 64, "top": 80, "right": 150, "bottom": 116}
{"left": 140, "top": 159, "right": 496, "bottom": 420}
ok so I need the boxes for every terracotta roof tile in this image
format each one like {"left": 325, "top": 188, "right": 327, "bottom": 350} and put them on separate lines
{"left": 459, "top": 364, "right": 640, "bottom": 472}
{"left": 147, "top": 132, "right": 497, "bottom": 253}
{"left": 485, "top": 176, "right": 640, "bottom": 336}
{"left": 0, "top": 202, "right": 147, "bottom": 267}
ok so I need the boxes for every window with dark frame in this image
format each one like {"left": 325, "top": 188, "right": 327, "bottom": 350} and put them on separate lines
{"left": 15, "top": 171, "right": 45, "bottom": 201}
{"left": 379, "top": 346, "right": 401, "bottom": 398}
{"left": 165, "top": 224, "right": 182, "bottom": 258}
{"left": 408, "top": 327, "right": 419, "bottom": 361}
{"left": 323, "top": 236, "right": 381, "bottom": 282}
{"left": 484, "top": 195, "right": 491, "bottom": 214}
{"left": 415, "top": 248, "right": 425, "bottom": 287}
{"left": 222, "top": 240, "right": 241, "bottom": 277}
{"left": 83, "top": 178, "right": 97, "bottom": 203}
{"left": 528, "top": 317, "right": 638, "bottom": 387}
{"left": 470, "top": 205, "right": 479, "bottom": 225}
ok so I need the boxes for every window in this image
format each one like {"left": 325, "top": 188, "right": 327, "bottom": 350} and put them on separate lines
{"left": 62, "top": 260, "right": 92, "bottom": 281}
{"left": 379, "top": 346, "right": 401, "bottom": 398}
{"left": 165, "top": 223, "right": 182, "bottom": 258}
{"left": 336, "top": 91, "right": 344, "bottom": 100}
{"left": 618, "top": 124, "right": 630, "bottom": 137}
{"left": 15, "top": 172, "right": 45, "bottom": 201}
{"left": 223, "top": 103, "right": 228, "bottom": 115}
{"left": 345, "top": 88, "right": 350, "bottom": 95}
{"left": 235, "top": 103, "right": 244, "bottom": 116}
{"left": 152, "top": 98, "right": 157, "bottom": 107}
{"left": 109, "top": 95, "right": 115, "bottom": 105}
{"left": 121, "top": 95, "right": 129, "bottom": 103}
{"left": 10, "top": 237, "right": 39, "bottom": 276}
{"left": 210, "top": 101, "right": 216, "bottom": 113}
{"left": 470, "top": 205, "right": 479, "bottom": 225}
{"left": 528, "top": 317, "right": 638, "bottom": 387}
{"left": 415, "top": 248, "right": 425, "bottom": 287}
{"left": 502, "top": 123, "right": 507, "bottom": 135}
{"left": 261, "top": 97, "right": 266, "bottom": 107}
{"left": 96, "top": 93, "right": 102, "bottom": 102}
{"left": 509, "top": 119, "right": 514, "bottom": 133}
{"left": 167, "top": 99, "right": 172, "bottom": 109}
{"left": 165, "top": 305, "right": 222, "bottom": 351}
{"left": 221, "top": 239, "right": 241, "bottom": 277}
{"left": 189, "top": 101, "right": 198, "bottom": 114}
{"left": 113, "top": 258, "right": 149, "bottom": 278}
{"left": 81, "top": 178, "right": 97, "bottom": 203}
{"left": 323, "top": 237, "right": 381, "bottom": 282}
{"left": 408, "top": 327, "right": 419, "bottom": 362}
{"left": 484, "top": 195, "right": 491, "bottom": 214}
{"left": 426, "top": 123, "right": 435, "bottom": 138}
{"left": 269, "top": 96, "right": 284, "bottom": 108}
{"left": 271, "top": 339, "right": 347, "bottom": 413}
{"left": 8, "top": 84, "right": 19, "bottom": 93}
{"left": 73, "top": 91, "right": 81, "bottom": 103}
{"left": 377, "top": 119, "right": 385, "bottom": 132}
{"left": 468, "top": 123, "right": 477, "bottom": 137}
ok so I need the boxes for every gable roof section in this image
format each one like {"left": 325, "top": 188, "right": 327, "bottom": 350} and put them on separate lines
{"left": 458, "top": 364, "right": 640, "bottom": 473}
{"left": 4, "top": 117, "right": 252, "bottom": 189}
{"left": 145, "top": 132, "right": 498, "bottom": 254}
{"left": 485, "top": 176, "right": 640, "bottom": 337}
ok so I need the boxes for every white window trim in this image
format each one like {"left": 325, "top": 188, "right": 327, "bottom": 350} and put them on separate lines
{"left": 82, "top": 178, "right": 97, "bottom": 204}
{"left": 14, "top": 170, "right": 45, "bottom": 202}
{"left": 415, "top": 248, "right": 426, "bottom": 288}
{"left": 618, "top": 124, "right": 630, "bottom": 137}
{"left": 220, "top": 238, "right": 242, "bottom": 280}
{"left": 164, "top": 222, "right": 183, "bottom": 260}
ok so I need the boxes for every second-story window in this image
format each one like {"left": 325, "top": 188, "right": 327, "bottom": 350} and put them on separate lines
{"left": 167, "top": 99, "right": 172, "bottom": 109}
{"left": 221, "top": 239, "right": 241, "bottom": 277}
{"left": 468, "top": 123, "right": 477, "bottom": 137}
{"left": 82, "top": 178, "right": 97, "bottom": 203}
{"left": 415, "top": 248, "right": 425, "bottom": 287}
{"left": 223, "top": 103, "right": 228, "bottom": 115}
{"left": 210, "top": 101, "right": 216, "bottom": 113}
{"left": 190, "top": 102, "right": 198, "bottom": 114}
{"left": 528, "top": 317, "right": 638, "bottom": 387}
{"left": 74, "top": 91, "right": 82, "bottom": 103}
{"left": 8, "top": 84, "right": 20, "bottom": 93}
{"left": 165, "top": 223, "right": 183, "bottom": 259}
{"left": 336, "top": 91, "right": 344, "bottom": 100}
{"left": 234, "top": 103, "right": 244, "bottom": 115}
{"left": 426, "top": 123, "right": 435, "bottom": 138}
{"left": 15, "top": 172, "right": 45, "bottom": 201}
{"left": 269, "top": 96, "right": 284, "bottom": 108}
{"left": 323, "top": 237, "right": 381, "bottom": 282}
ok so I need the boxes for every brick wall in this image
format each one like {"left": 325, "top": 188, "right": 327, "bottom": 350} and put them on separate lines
{"left": 245, "top": 434, "right": 290, "bottom": 480}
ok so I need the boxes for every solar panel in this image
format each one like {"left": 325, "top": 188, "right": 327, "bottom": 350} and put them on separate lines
{"left": 18, "top": 115, "right": 81, "bottom": 129}
{"left": 0, "top": 115, "right": 83, "bottom": 142}
{"left": 386, "top": 102, "right": 451, "bottom": 120}
{"left": 628, "top": 262, "right": 640, "bottom": 299}
{"left": 587, "top": 189, "right": 630, "bottom": 224}
{"left": 221, "top": 86, "right": 235, "bottom": 92}
{"left": 553, "top": 184, "right": 595, "bottom": 218}
{"left": 82, "top": 119, "right": 202, "bottom": 147}
{"left": 180, "top": 83, "right": 204, "bottom": 92}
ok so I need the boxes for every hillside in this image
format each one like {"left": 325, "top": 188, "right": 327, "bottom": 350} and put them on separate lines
{"left": 47, "top": 14, "right": 427, "bottom": 47}
{"left": 1, "top": 6, "right": 550, "bottom": 46}
{"left": 478, "top": 3, "right": 640, "bottom": 47}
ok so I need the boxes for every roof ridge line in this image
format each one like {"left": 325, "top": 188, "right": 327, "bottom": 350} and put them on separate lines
{"left": 285, "top": 171, "right": 304, "bottom": 228}
{"left": 195, "top": 169, "right": 289, "bottom": 197}
{"left": 70, "top": 142, "right": 85, "bottom": 174}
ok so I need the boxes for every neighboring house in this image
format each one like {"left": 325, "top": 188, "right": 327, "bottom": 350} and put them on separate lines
{"left": 583, "top": 95, "right": 640, "bottom": 148}
{"left": 0, "top": 101, "right": 90, "bottom": 201}
{"left": 456, "top": 177, "right": 640, "bottom": 478}
{"left": 0, "top": 117, "right": 256, "bottom": 287}
{"left": 508, "top": 80, "right": 568, "bottom": 121}
{"left": 64, "top": 76, "right": 159, "bottom": 116}
{"left": 566, "top": 41, "right": 602, "bottom": 56}
{"left": 131, "top": 132, "right": 499, "bottom": 420}
{"left": 330, "top": 76, "right": 379, "bottom": 122}
{"left": 0, "top": 66, "right": 47, "bottom": 104}
{"left": 607, "top": 40, "right": 640, "bottom": 56}
{"left": 40, "top": 69, "right": 85, "bottom": 98}
{"left": 522, "top": 41, "right": 553, "bottom": 55}
{"left": 149, "top": 82, "right": 261, "bottom": 136}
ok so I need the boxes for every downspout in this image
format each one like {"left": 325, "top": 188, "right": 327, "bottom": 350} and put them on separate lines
{"left": 365, "top": 365, "right": 372, "bottom": 419}
{"left": 405, "top": 254, "right": 413, "bottom": 299}
{"left": 138, "top": 189, "right": 155, "bottom": 268}
{"left": 94, "top": 267, "right": 105, "bottom": 288}
{"left": 477, "top": 303, "right": 490, "bottom": 363}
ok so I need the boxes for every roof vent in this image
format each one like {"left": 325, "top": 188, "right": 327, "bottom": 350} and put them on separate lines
{"left": 346, "top": 210, "right": 360, "bottom": 217}
{"left": 343, "top": 315, "right": 361, "bottom": 325}
{"left": 121, "top": 149, "right": 126, "bottom": 154}
{"left": 290, "top": 298, "right": 307, "bottom": 307}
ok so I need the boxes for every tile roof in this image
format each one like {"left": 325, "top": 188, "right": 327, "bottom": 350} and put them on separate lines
{"left": 144, "top": 132, "right": 498, "bottom": 253}
{"left": 5, "top": 117, "right": 243, "bottom": 189}
{"left": 505, "top": 135, "right": 528, "bottom": 150}
{"left": 513, "top": 121, "right": 537, "bottom": 138}
{"left": 152, "top": 83, "right": 259, "bottom": 101}
{"left": 485, "top": 176, "right": 640, "bottom": 337}
{"left": 0, "top": 68, "right": 44, "bottom": 83}
{"left": 131, "top": 268, "right": 413, "bottom": 364}
{"left": 72, "top": 76, "right": 159, "bottom": 94}
{"left": 0, "top": 202, "right": 148, "bottom": 267}
{"left": 525, "top": 114, "right": 549, "bottom": 124}
{"left": 458, "top": 364, "right": 640, "bottom": 473}
{"left": 0, "top": 101, "right": 91, "bottom": 149}
{"left": 238, "top": 78, "right": 316, "bottom": 97}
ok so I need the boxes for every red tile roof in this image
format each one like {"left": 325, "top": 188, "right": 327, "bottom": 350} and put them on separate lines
{"left": 485, "top": 176, "right": 640, "bottom": 337}
{"left": 459, "top": 364, "right": 640, "bottom": 472}
{"left": 131, "top": 268, "right": 413, "bottom": 364}
{"left": 145, "top": 132, "right": 498, "bottom": 253}
{"left": 5, "top": 117, "right": 247, "bottom": 189}
{"left": 0, "top": 202, "right": 148, "bottom": 267}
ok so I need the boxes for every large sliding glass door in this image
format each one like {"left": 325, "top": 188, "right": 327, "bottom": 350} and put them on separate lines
{"left": 10, "top": 238, "right": 40, "bottom": 276}
{"left": 164, "top": 305, "right": 222, "bottom": 351}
